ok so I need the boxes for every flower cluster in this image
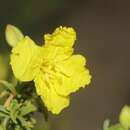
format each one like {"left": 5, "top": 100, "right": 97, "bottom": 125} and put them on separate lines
{"left": 10, "top": 26, "right": 91, "bottom": 114}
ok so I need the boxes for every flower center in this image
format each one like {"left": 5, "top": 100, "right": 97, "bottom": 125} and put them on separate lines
{"left": 39, "top": 60, "right": 58, "bottom": 87}
{"left": 38, "top": 58, "right": 70, "bottom": 88}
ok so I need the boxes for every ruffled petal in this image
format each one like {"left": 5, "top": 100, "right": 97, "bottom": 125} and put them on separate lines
{"left": 10, "top": 36, "right": 41, "bottom": 81}
{"left": 41, "top": 46, "right": 73, "bottom": 62}
{"left": 34, "top": 73, "right": 70, "bottom": 114}
{"left": 44, "top": 26, "right": 76, "bottom": 47}
{"left": 54, "top": 55, "right": 92, "bottom": 96}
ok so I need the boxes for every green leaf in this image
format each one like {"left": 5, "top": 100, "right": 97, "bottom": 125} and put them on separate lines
{"left": 8, "top": 100, "right": 21, "bottom": 124}
{"left": 14, "top": 125, "right": 22, "bottom": 130}
{"left": 2, "top": 117, "right": 10, "bottom": 130}
{"left": 119, "top": 105, "right": 130, "bottom": 129}
{"left": 108, "top": 124, "right": 127, "bottom": 130}
{"left": 17, "top": 116, "right": 35, "bottom": 130}
{"left": 0, "top": 125, "right": 4, "bottom": 130}
{"left": 0, "top": 105, "right": 8, "bottom": 114}
{"left": 20, "top": 101, "right": 36, "bottom": 116}
{"left": 0, "top": 91, "right": 9, "bottom": 99}
{"left": 0, "top": 112, "right": 9, "bottom": 118}
{"left": 103, "top": 119, "right": 110, "bottom": 130}
{"left": 0, "top": 80, "right": 17, "bottom": 95}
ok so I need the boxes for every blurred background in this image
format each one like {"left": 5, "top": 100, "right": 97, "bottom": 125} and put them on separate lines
{"left": 0, "top": 0, "right": 130, "bottom": 130}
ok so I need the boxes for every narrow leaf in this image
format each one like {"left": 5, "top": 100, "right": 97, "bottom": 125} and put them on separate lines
{"left": 20, "top": 101, "right": 36, "bottom": 116}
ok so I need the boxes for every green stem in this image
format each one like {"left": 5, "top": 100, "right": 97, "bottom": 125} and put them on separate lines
{"left": 4, "top": 93, "right": 14, "bottom": 108}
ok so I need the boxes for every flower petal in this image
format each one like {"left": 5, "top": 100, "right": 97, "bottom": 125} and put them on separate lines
{"left": 10, "top": 36, "right": 41, "bottom": 81}
{"left": 44, "top": 26, "right": 76, "bottom": 47}
{"left": 41, "top": 46, "right": 73, "bottom": 62}
{"left": 34, "top": 72, "right": 70, "bottom": 114}
{"left": 54, "top": 55, "right": 92, "bottom": 96}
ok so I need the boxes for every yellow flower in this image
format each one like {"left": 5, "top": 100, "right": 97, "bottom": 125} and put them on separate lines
{"left": 10, "top": 26, "right": 91, "bottom": 114}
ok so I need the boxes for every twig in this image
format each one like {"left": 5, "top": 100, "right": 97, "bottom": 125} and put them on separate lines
{"left": 4, "top": 94, "right": 14, "bottom": 108}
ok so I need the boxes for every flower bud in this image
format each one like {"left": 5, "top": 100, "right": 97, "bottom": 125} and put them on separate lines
{"left": 119, "top": 105, "right": 130, "bottom": 129}
{"left": 5, "top": 24, "right": 24, "bottom": 47}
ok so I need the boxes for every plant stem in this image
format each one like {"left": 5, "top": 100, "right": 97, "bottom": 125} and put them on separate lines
{"left": 4, "top": 94, "right": 14, "bottom": 108}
